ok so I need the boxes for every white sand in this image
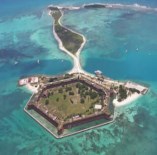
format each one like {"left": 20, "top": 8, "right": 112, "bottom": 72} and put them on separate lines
{"left": 113, "top": 93, "right": 142, "bottom": 107}
{"left": 48, "top": 10, "right": 52, "bottom": 16}
{"left": 25, "top": 84, "right": 39, "bottom": 93}
{"left": 51, "top": 9, "right": 86, "bottom": 74}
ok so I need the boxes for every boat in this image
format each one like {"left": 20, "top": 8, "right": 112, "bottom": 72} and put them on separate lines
{"left": 14, "top": 61, "right": 18, "bottom": 65}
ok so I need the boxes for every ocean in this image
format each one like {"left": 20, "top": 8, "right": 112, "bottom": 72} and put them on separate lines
{"left": 0, "top": 0, "right": 157, "bottom": 154}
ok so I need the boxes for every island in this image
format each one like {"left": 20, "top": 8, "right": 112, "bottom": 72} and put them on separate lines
{"left": 48, "top": 6, "right": 85, "bottom": 55}
{"left": 19, "top": 72, "right": 147, "bottom": 138}
{"left": 18, "top": 5, "right": 148, "bottom": 138}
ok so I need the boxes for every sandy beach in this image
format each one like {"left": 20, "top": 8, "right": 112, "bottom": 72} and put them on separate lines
{"left": 49, "top": 9, "right": 86, "bottom": 74}
{"left": 25, "top": 84, "right": 39, "bottom": 94}
{"left": 113, "top": 93, "right": 142, "bottom": 107}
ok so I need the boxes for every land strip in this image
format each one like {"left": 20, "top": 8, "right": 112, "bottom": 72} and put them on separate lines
{"left": 48, "top": 6, "right": 85, "bottom": 55}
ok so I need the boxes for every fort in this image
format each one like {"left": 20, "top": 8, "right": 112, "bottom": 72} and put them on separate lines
{"left": 20, "top": 72, "right": 148, "bottom": 138}
{"left": 23, "top": 73, "right": 114, "bottom": 137}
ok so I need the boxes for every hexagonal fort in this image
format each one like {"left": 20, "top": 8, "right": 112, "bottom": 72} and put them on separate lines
{"left": 26, "top": 74, "right": 112, "bottom": 135}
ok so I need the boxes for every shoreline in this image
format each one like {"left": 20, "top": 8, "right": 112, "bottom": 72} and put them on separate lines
{"left": 25, "top": 84, "right": 39, "bottom": 94}
{"left": 24, "top": 100, "right": 115, "bottom": 139}
{"left": 113, "top": 93, "right": 142, "bottom": 107}
{"left": 50, "top": 9, "right": 87, "bottom": 74}
{"left": 48, "top": 3, "right": 157, "bottom": 12}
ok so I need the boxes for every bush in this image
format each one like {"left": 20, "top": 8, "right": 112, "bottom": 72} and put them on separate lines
{"left": 76, "top": 83, "right": 81, "bottom": 88}
{"left": 66, "top": 87, "right": 72, "bottom": 92}
{"left": 49, "top": 78, "right": 53, "bottom": 82}
{"left": 56, "top": 98, "right": 59, "bottom": 102}
{"left": 58, "top": 88, "right": 63, "bottom": 93}
{"left": 47, "top": 92, "right": 50, "bottom": 98}
{"left": 80, "top": 98, "right": 85, "bottom": 104}
{"left": 129, "top": 88, "right": 140, "bottom": 94}
{"left": 89, "top": 91, "right": 98, "bottom": 99}
{"left": 78, "top": 89, "right": 80, "bottom": 94}
{"left": 45, "top": 99, "right": 49, "bottom": 105}
{"left": 85, "top": 91, "right": 89, "bottom": 96}
{"left": 63, "top": 94, "right": 66, "bottom": 100}
{"left": 76, "top": 83, "right": 88, "bottom": 90}
{"left": 118, "top": 85, "right": 127, "bottom": 100}
{"left": 64, "top": 74, "right": 71, "bottom": 79}
{"left": 69, "top": 91, "right": 74, "bottom": 95}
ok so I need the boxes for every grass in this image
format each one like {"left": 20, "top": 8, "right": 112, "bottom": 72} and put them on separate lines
{"left": 49, "top": 7, "right": 84, "bottom": 55}
{"left": 39, "top": 82, "right": 101, "bottom": 121}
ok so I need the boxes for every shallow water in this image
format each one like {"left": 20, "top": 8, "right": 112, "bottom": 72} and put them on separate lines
{"left": 1, "top": 0, "right": 157, "bottom": 154}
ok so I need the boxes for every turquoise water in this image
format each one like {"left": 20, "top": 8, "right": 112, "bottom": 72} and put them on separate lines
{"left": 63, "top": 8, "right": 157, "bottom": 154}
{"left": 1, "top": 0, "right": 157, "bottom": 154}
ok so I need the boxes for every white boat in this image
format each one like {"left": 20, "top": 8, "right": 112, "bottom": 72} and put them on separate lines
{"left": 14, "top": 61, "right": 18, "bottom": 65}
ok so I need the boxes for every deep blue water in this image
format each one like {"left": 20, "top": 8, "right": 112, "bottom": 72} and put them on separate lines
{"left": 1, "top": 0, "right": 157, "bottom": 17}
{"left": 1, "top": 0, "right": 157, "bottom": 154}
{"left": 84, "top": 52, "right": 157, "bottom": 81}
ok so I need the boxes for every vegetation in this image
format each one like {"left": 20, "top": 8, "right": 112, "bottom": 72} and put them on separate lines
{"left": 45, "top": 99, "right": 49, "bottom": 105}
{"left": 64, "top": 74, "right": 72, "bottom": 79}
{"left": 69, "top": 91, "right": 74, "bottom": 95}
{"left": 49, "top": 7, "right": 62, "bottom": 21}
{"left": 84, "top": 4, "right": 107, "bottom": 9}
{"left": 118, "top": 85, "right": 127, "bottom": 102}
{"left": 58, "top": 88, "right": 63, "bottom": 93}
{"left": 49, "top": 77, "right": 57, "bottom": 82}
{"left": 49, "top": 7, "right": 84, "bottom": 55}
{"left": 129, "top": 88, "right": 140, "bottom": 94}
{"left": 80, "top": 98, "right": 85, "bottom": 104}
{"left": 39, "top": 82, "right": 101, "bottom": 121}
{"left": 66, "top": 87, "right": 72, "bottom": 92}
{"left": 63, "top": 94, "right": 66, "bottom": 100}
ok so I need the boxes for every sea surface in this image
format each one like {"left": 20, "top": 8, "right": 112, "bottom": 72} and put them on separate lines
{"left": 1, "top": 0, "right": 157, "bottom": 154}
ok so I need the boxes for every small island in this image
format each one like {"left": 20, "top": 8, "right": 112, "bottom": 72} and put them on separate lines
{"left": 19, "top": 72, "right": 147, "bottom": 138}
{"left": 48, "top": 6, "right": 84, "bottom": 55}
{"left": 19, "top": 5, "right": 148, "bottom": 138}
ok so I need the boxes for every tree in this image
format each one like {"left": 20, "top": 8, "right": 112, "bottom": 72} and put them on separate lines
{"left": 118, "top": 85, "right": 127, "bottom": 100}
{"left": 45, "top": 99, "right": 49, "bottom": 105}
{"left": 66, "top": 87, "right": 72, "bottom": 92}
{"left": 63, "top": 94, "right": 66, "bottom": 100}
{"left": 80, "top": 98, "right": 85, "bottom": 104}
{"left": 58, "top": 88, "right": 63, "bottom": 93}
{"left": 76, "top": 83, "right": 81, "bottom": 88}
{"left": 69, "top": 91, "right": 74, "bottom": 95}
{"left": 129, "top": 88, "right": 140, "bottom": 94}
{"left": 49, "top": 78, "right": 54, "bottom": 82}
{"left": 64, "top": 73, "right": 71, "bottom": 79}
{"left": 85, "top": 91, "right": 89, "bottom": 96}
{"left": 89, "top": 91, "right": 98, "bottom": 99}
{"left": 47, "top": 92, "right": 50, "bottom": 98}
{"left": 56, "top": 98, "right": 59, "bottom": 102}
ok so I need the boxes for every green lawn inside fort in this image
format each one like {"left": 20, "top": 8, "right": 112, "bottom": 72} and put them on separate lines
{"left": 38, "top": 82, "right": 102, "bottom": 121}
{"left": 49, "top": 7, "right": 84, "bottom": 55}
